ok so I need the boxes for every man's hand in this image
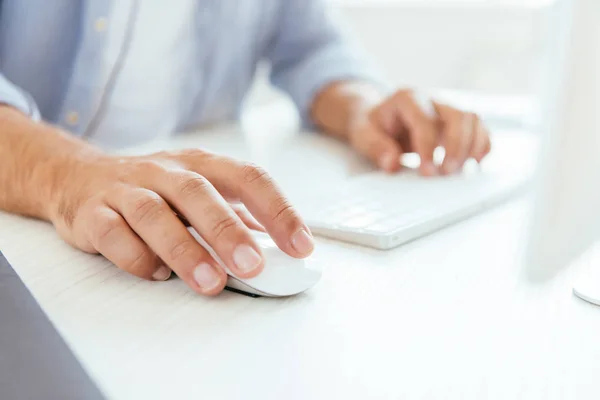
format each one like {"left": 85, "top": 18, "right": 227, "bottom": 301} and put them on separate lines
{"left": 48, "top": 151, "right": 315, "bottom": 296}
{"left": 347, "top": 89, "right": 491, "bottom": 175}
{"left": 1, "top": 106, "right": 313, "bottom": 297}
{"left": 311, "top": 83, "right": 492, "bottom": 175}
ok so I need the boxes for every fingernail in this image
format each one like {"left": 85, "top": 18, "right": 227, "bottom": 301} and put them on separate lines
{"left": 422, "top": 161, "right": 438, "bottom": 176}
{"left": 193, "top": 263, "right": 222, "bottom": 291}
{"left": 444, "top": 160, "right": 460, "bottom": 174}
{"left": 233, "top": 244, "right": 262, "bottom": 273}
{"left": 291, "top": 229, "right": 314, "bottom": 256}
{"left": 152, "top": 266, "right": 172, "bottom": 281}
{"left": 379, "top": 153, "right": 396, "bottom": 171}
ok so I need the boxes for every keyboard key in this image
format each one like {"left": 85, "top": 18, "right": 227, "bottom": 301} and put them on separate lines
{"left": 339, "top": 212, "right": 383, "bottom": 229}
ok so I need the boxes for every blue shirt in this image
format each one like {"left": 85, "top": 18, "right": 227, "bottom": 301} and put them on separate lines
{"left": 0, "top": 0, "right": 374, "bottom": 148}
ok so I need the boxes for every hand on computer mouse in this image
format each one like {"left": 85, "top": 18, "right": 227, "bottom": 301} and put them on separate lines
{"left": 47, "top": 149, "right": 314, "bottom": 296}
{"left": 348, "top": 89, "right": 492, "bottom": 176}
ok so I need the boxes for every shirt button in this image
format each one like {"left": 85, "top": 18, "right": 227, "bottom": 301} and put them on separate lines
{"left": 66, "top": 111, "right": 79, "bottom": 126}
{"left": 94, "top": 17, "right": 108, "bottom": 32}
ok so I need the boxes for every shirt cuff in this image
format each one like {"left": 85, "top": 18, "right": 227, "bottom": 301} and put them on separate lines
{"left": 0, "top": 75, "right": 41, "bottom": 121}
{"left": 276, "top": 44, "right": 386, "bottom": 129}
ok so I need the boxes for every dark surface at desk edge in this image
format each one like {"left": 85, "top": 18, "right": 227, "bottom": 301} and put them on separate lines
{"left": 0, "top": 251, "right": 106, "bottom": 400}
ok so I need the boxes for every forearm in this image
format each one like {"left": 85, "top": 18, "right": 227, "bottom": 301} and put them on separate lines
{"left": 310, "top": 81, "right": 385, "bottom": 140}
{"left": 0, "top": 105, "right": 103, "bottom": 220}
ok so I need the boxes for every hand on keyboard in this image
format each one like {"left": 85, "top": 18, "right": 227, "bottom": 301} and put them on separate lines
{"left": 346, "top": 89, "right": 492, "bottom": 176}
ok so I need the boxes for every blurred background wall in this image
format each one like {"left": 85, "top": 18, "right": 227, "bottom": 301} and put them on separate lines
{"left": 246, "top": 0, "right": 554, "bottom": 121}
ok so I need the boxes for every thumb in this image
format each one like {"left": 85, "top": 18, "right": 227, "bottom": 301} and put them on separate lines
{"left": 352, "top": 126, "right": 404, "bottom": 173}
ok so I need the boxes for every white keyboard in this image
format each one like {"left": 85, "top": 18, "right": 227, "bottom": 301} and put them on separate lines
{"left": 298, "top": 170, "right": 530, "bottom": 249}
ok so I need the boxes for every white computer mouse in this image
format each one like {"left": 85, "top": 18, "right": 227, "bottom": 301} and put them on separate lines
{"left": 188, "top": 228, "right": 322, "bottom": 297}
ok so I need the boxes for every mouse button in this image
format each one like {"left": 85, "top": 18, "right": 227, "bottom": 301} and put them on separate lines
{"left": 238, "top": 255, "right": 322, "bottom": 296}
{"left": 261, "top": 246, "right": 306, "bottom": 267}
{"left": 252, "top": 232, "right": 278, "bottom": 249}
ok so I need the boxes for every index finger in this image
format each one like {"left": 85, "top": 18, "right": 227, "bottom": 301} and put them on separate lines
{"left": 393, "top": 91, "right": 439, "bottom": 176}
{"left": 179, "top": 156, "right": 314, "bottom": 259}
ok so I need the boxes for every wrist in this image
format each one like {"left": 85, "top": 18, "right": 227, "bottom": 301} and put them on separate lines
{"left": 44, "top": 142, "right": 109, "bottom": 223}
{"left": 0, "top": 106, "right": 107, "bottom": 221}
{"left": 311, "top": 80, "right": 384, "bottom": 141}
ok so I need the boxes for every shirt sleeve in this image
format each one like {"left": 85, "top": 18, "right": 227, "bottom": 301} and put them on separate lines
{"left": 0, "top": 73, "right": 41, "bottom": 120}
{"left": 266, "top": 0, "right": 385, "bottom": 128}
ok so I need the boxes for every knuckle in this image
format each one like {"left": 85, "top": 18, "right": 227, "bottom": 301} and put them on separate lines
{"left": 270, "top": 196, "right": 299, "bottom": 226}
{"left": 57, "top": 191, "right": 103, "bottom": 231}
{"left": 168, "top": 239, "right": 199, "bottom": 263}
{"left": 395, "top": 88, "right": 413, "bottom": 100}
{"left": 92, "top": 211, "right": 123, "bottom": 246}
{"left": 129, "top": 190, "right": 168, "bottom": 224}
{"left": 124, "top": 251, "right": 155, "bottom": 279}
{"left": 209, "top": 215, "right": 240, "bottom": 240}
{"left": 464, "top": 112, "right": 478, "bottom": 128}
{"left": 166, "top": 148, "right": 213, "bottom": 169}
{"left": 240, "top": 163, "right": 270, "bottom": 185}
{"left": 179, "top": 148, "right": 209, "bottom": 159}
{"left": 117, "top": 159, "right": 166, "bottom": 184}
{"left": 457, "top": 112, "right": 471, "bottom": 126}
{"left": 134, "top": 159, "right": 166, "bottom": 173}
{"left": 458, "top": 110, "right": 473, "bottom": 130}
{"left": 484, "top": 137, "right": 492, "bottom": 153}
{"left": 175, "top": 172, "right": 211, "bottom": 198}
{"left": 417, "top": 114, "right": 435, "bottom": 129}
{"left": 442, "top": 107, "right": 462, "bottom": 123}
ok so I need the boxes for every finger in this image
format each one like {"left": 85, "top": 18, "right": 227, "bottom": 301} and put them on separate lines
{"left": 87, "top": 206, "right": 171, "bottom": 281}
{"left": 187, "top": 159, "right": 314, "bottom": 259}
{"left": 436, "top": 106, "right": 476, "bottom": 175}
{"left": 231, "top": 204, "right": 266, "bottom": 232}
{"left": 351, "top": 124, "right": 404, "bottom": 173}
{"left": 148, "top": 170, "right": 265, "bottom": 279}
{"left": 107, "top": 187, "right": 227, "bottom": 296}
{"left": 393, "top": 90, "right": 439, "bottom": 176}
{"left": 469, "top": 117, "right": 492, "bottom": 162}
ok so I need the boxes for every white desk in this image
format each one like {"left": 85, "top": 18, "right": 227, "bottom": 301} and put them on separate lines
{"left": 1, "top": 104, "right": 599, "bottom": 400}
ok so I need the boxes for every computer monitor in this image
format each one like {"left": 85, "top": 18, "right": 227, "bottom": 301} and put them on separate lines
{"left": 524, "top": 0, "right": 600, "bottom": 284}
